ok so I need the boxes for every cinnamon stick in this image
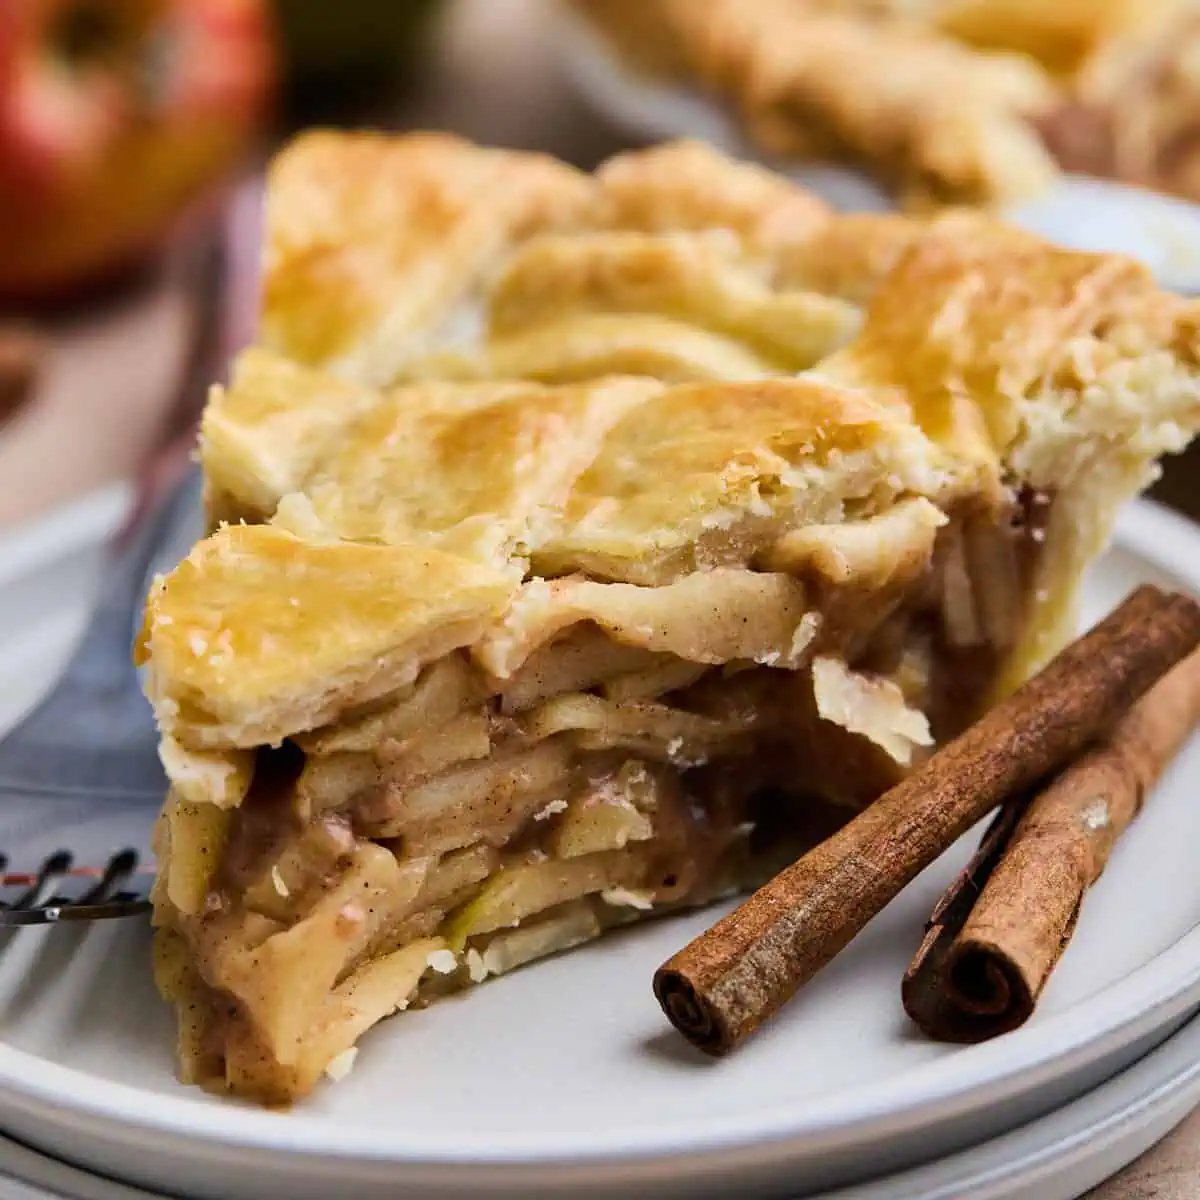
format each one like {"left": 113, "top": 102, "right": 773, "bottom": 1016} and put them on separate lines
{"left": 653, "top": 585, "right": 1200, "bottom": 1056}
{"left": 903, "top": 648, "right": 1200, "bottom": 1042}
{"left": 0, "top": 324, "right": 43, "bottom": 425}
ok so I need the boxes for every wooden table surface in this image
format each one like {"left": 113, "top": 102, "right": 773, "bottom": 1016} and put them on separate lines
{"left": 1, "top": 1, "right": 1198, "bottom": 1193}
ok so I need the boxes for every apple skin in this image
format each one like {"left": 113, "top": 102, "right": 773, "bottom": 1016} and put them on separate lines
{"left": 0, "top": 0, "right": 276, "bottom": 302}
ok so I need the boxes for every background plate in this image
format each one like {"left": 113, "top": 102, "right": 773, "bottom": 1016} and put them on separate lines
{"left": 0, "top": 499, "right": 1198, "bottom": 1198}
{"left": 551, "top": 4, "right": 1200, "bottom": 293}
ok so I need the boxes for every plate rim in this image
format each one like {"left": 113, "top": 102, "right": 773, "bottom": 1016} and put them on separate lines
{"left": 0, "top": 483, "right": 131, "bottom": 591}
{"left": 552, "top": 1, "right": 1200, "bottom": 291}
{"left": 0, "top": 499, "right": 1199, "bottom": 1169}
{"left": 822, "top": 1003, "right": 1200, "bottom": 1200}
{"left": 7, "top": 980, "right": 1200, "bottom": 1200}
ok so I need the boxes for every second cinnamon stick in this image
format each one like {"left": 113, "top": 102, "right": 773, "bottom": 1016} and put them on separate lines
{"left": 903, "top": 648, "right": 1200, "bottom": 1041}
{"left": 654, "top": 585, "right": 1200, "bottom": 1056}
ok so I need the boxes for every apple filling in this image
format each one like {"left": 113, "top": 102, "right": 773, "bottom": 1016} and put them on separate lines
{"left": 150, "top": 488, "right": 1047, "bottom": 1103}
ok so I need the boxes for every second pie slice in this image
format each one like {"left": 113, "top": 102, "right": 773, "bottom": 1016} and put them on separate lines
{"left": 140, "top": 133, "right": 1200, "bottom": 1104}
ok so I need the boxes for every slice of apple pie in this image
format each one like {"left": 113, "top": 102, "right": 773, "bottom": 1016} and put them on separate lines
{"left": 140, "top": 132, "right": 1200, "bottom": 1103}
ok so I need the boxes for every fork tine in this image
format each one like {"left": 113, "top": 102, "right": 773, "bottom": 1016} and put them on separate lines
{"left": 0, "top": 896, "right": 151, "bottom": 925}
{"left": 6, "top": 850, "right": 73, "bottom": 912}
{"left": 77, "top": 849, "right": 140, "bottom": 906}
{"left": 0, "top": 849, "right": 153, "bottom": 926}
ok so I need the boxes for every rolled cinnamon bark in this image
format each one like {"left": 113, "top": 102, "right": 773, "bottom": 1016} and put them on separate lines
{"left": 903, "top": 648, "right": 1200, "bottom": 1042}
{"left": 654, "top": 585, "right": 1200, "bottom": 1056}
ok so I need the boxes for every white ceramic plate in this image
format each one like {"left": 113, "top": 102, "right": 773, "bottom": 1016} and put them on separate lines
{"left": 552, "top": 5, "right": 1200, "bottom": 293}
{"left": 828, "top": 1000, "right": 1200, "bottom": 1200}
{"left": 6, "top": 983, "right": 1200, "bottom": 1200}
{"left": 0, "top": 497, "right": 1199, "bottom": 1199}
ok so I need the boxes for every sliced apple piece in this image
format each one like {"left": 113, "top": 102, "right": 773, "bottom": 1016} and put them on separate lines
{"left": 444, "top": 848, "right": 649, "bottom": 950}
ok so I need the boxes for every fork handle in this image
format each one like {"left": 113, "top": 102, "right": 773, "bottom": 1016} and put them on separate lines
{"left": 0, "top": 461, "right": 201, "bottom": 797}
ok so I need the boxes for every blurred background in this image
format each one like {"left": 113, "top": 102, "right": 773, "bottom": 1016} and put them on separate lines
{"left": 0, "top": 8, "right": 1196, "bottom": 1194}
{"left": 0, "top": 0, "right": 624, "bottom": 528}
{"left": 0, "top": 0, "right": 1196, "bottom": 528}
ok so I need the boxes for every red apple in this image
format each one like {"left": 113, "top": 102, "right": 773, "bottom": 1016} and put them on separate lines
{"left": 0, "top": 0, "right": 275, "bottom": 301}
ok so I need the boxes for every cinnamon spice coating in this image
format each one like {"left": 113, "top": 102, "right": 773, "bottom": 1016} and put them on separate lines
{"left": 654, "top": 586, "right": 1200, "bottom": 1055}
{"left": 904, "top": 646, "right": 1200, "bottom": 1042}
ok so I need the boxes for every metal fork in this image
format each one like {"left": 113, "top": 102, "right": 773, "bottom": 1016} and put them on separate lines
{"left": 0, "top": 460, "right": 202, "bottom": 925}
{"left": 0, "top": 199, "right": 250, "bottom": 925}
{"left": 0, "top": 849, "right": 154, "bottom": 925}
